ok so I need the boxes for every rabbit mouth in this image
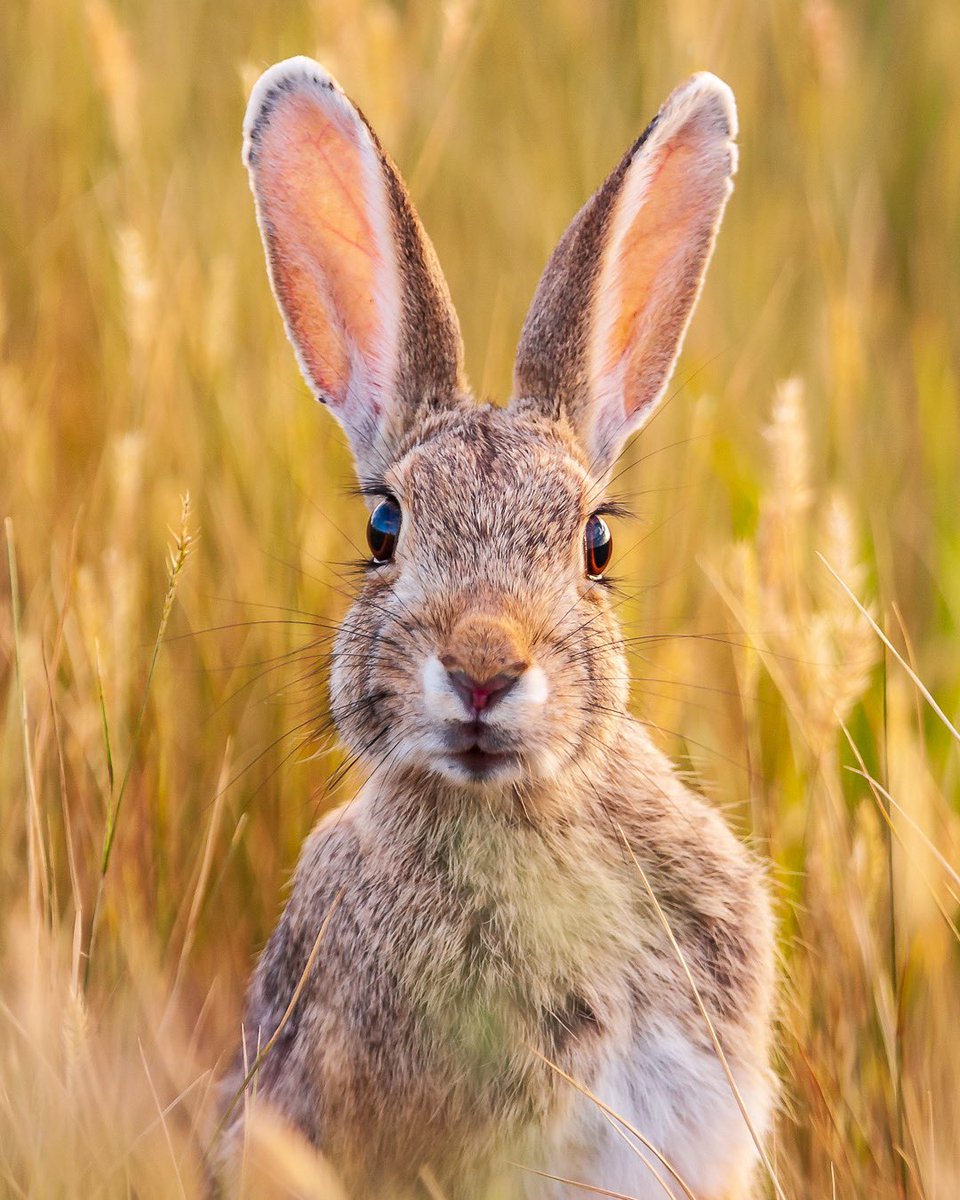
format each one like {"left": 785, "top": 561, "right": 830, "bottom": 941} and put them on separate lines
{"left": 449, "top": 746, "right": 519, "bottom": 777}
{"left": 443, "top": 722, "right": 520, "bottom": 778}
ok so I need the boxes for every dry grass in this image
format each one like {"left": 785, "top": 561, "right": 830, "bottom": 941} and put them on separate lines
{"left": 2, "top": 0, "right": 959, "bottom": 1195}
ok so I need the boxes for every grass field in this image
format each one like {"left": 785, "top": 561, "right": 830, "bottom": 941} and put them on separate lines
{"left": 2, "top": 0, "right": 959, "bottom": 1195}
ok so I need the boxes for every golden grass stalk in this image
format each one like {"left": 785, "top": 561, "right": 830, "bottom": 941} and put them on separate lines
{"left": 85, "top": 494, "right": 196, "bottom": 987}
{"left": 510, "top": 1164, "right": 645, "bottom": 1200}
{"left": 819, "top": 553, "right": 960, "bottom": 746}
{"left": 3, "top": 2, "right": 960, "bottom": 1193}
{"left": 4, "top": 516, "right": 49, "bottom": 928}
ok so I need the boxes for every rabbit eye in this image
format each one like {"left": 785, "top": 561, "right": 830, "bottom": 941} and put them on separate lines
{"left": 584, "top": 514, "right": 613, "bottom": 579}
{"left": 367, "top": 497, "right": 401, "bottom": 563}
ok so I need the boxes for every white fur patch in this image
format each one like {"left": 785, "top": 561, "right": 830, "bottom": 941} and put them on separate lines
{"left": 517, "top": 664, "right": 549, "bottom": 708}
{"left": 548, "top": 1021, "right": 771, "bottom": 1198}
{"left": 421, "top": 654, "right": 463, "bottom": 722}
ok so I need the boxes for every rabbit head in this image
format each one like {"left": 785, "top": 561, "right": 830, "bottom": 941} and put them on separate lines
{"left": 243, "top": 59, "right": 737, "bottom": 793}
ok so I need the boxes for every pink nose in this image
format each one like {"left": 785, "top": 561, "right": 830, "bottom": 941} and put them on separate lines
{"left": 444, "top": 669, "right": 520, "bottom": 715}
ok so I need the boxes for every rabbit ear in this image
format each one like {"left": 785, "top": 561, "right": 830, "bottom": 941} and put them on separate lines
{"left": 512, "top": 73, "right": 737, "bottom": 475}
{"left": 243, "top": 58, "right": 466, "bottom": 474}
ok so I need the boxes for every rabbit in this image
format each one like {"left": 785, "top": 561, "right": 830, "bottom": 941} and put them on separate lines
{"left": 223, "top": 55, "right": 777, "bottom": 1200}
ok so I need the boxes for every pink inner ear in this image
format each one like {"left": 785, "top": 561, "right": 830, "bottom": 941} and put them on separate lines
{"left": 609, "top": 140, "right": 700, "bottom": 367}
{"left": 255, "top": 91, "right": 387, "bottom": 409}
{"left": 593, "top": 110, "right": 730, "bottom": 429}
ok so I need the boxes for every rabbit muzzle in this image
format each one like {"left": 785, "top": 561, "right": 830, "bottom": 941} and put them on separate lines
{"left": 439, "top": 610, "right": 530, "bottom": 715}
{"left": 412, "top": 609, "right": 544, "bottom": 779}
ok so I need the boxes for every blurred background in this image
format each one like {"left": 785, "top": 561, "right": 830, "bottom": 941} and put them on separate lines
{"left": 1, "top": 0, "right": 959, "bottom": 1195}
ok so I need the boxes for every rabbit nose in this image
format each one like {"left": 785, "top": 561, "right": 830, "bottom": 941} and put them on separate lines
{"left": 439, "top": 610, "right": 530, "bottom": 715}
{"left": 443, "top": 667, "right": 524, "bottom": 715}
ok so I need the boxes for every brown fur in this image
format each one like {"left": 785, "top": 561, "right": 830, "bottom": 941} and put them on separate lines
{"left": 439, "top": 612, "right": 530, "bottom": 683}
{"left": 227, "top": 60, "right": 776, "bottom": 1199}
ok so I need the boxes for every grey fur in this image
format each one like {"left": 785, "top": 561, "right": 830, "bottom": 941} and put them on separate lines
{"left": 226, "top": 60, "right": 775, "bottom": 1200}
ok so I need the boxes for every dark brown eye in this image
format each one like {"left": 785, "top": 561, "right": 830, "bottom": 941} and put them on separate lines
{"left": 584, "top": 514, "right": 613, "bottom": 579}
{"left": 367, "top": 497, "right": 401, "bottom": 563}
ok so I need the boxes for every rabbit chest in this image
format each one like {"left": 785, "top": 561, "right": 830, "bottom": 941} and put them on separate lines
{"left": 245, "top": 773, "right": 774, "bottom": 1198}
{"left": 271, "top": 799, "right": 680, "bottom": 1191}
